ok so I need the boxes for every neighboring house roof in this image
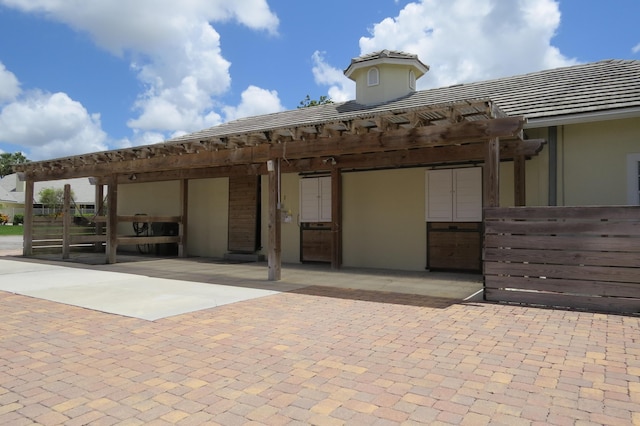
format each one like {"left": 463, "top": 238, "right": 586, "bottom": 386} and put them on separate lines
{"left": 0, "top": 173, "right": 96, "bottom": 204}
{"left": 170, "top": 59, "right": 640, "bottom": 144}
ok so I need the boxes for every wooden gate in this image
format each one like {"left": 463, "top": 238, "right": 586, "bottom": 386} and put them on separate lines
{"left": 484, "top": 206, "right": 640, "bottom": 314}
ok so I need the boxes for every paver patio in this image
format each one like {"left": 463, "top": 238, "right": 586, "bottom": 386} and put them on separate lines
{"left": 0, "top": 254, "right": 639, "bottom": 425}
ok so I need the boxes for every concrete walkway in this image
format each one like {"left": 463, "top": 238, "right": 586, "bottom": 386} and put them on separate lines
{"left": 1, "top": 250, "right": 639, "bottom": 424}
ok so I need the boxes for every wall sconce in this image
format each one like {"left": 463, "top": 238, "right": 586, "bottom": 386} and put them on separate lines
{"left": 323, "top": 157, "right": 337, "bottom": 166}
{"left": 128, "top": 174, "right": 137, "bottom": 181}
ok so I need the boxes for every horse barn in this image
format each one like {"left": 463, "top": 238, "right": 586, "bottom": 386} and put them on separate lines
{"left": 14, "top": 51, "right": 640, "bottom": 313}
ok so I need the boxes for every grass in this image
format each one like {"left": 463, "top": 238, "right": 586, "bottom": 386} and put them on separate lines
{"left": 0, "top": 225, "right": 24, "bottom": 236}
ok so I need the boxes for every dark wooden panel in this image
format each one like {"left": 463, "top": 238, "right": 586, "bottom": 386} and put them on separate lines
{"left": 301, "top": 227, "right": 332, "bottom": 263}
{"left": 483, "top": 206, "right": 640, "bottom": 314}
{"left": 228, "top": 175, "right": 260, "bottom": 253}
{"left": 484, "top": 275, "right": 640, "bottom": 299}
{"left": 484, "top": 288, "right": 640, "bottom": 314}
{"left": 428, "top": 222, "right": 481, "bottom": 272}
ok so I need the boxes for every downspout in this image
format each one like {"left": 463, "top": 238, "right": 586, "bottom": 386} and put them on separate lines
{"left": 548, "top": 126, "right": 557, "bottom": 206}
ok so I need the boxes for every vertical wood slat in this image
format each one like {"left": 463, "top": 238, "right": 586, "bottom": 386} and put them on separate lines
{"left": 23, "top": 179, "right": 34, "bottom": 256}
{"left": 483, "top": 137, "right": 500, "bottom": 207}
{"left": 62, "top": 184, "right": 71, "bottom": 259}
{"left": 106, "top": 175, "right": 118, "bottom": 264}
{"left": 514, "top": 155, "right": 526, "bottom": 206}
{"left": 268, "top": 160, "right": 281, "bottom": 281}
{"left": 94, "top": 183, "right": 104, "bottom": 252}
{"left": 179, "top": 179, "right": 188, "bottom": 258}
{"left": 331, "top": 168, "right": 342, "bottom": 269}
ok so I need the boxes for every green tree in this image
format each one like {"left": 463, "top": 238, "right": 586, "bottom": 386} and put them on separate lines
{"left": 0, "top": 152, "right": 29, "bottom": 177}
{"left": 38, "top": 187, "right": 74, "bottom": 215}
{"left": 297, "top": 94, "right": 333, "bottom": 108}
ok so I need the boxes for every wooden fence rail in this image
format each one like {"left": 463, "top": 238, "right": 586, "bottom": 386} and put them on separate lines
{"left": 484, "top": 206, "right": 640, "bottom": 314}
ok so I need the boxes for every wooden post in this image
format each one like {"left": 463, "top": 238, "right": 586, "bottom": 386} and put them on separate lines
{"left": 514, "top": 155, "right": 526, "bottom": 206}
{"left": 267, "top": 159, "right": 281, "bottom": 281}
{"left": 179, "top": 179, "right": 188, "bottom": 258}
{"left": 62, "top": 184, "right": 71, "bottom": 259}
{"left": 94, "top": 183, "right": 104, "bottom": 251}
{"left": 331, "top": 168, "right": 342, "bottom": 269}
{"left": 23, "top": 178, "right": 34, "bottom": 256}
{"left": 106, "top": 175, "right": 118, "bottom": 264}
{"left": 483, "top": 137, "right": 500, "bottom": 207}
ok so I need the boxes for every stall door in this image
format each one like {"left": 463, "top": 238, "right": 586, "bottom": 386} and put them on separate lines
{"left": 228, "top": 176, "right": 261, "bottom": 253}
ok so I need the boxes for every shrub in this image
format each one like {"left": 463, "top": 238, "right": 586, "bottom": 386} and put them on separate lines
{"left": 13, "top": 214, "right": 24, "bottom": 225}
{"left": 0, "top": 213, "right": 8, "bottom": 225}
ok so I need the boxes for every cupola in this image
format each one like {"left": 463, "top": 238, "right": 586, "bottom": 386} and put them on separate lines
{"left": 344, "top": 50, "right": 429, "bottom": 106}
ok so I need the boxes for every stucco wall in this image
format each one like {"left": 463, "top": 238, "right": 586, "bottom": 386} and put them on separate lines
{"left": 259, "top": 173, "right": 301, "bottom": 264}
{"left": 342, "top": 168, "right": 426, "bottom": 271}
{"left": 117, "top": 181, "right": 180, "bottom": 236}
{"left": 558, "top": 118, "right": 640, "bottom": 206}
{"left": 188, "top": 178, "right": 229, "bottom": 258}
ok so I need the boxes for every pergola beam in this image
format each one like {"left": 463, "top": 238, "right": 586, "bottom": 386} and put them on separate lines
{"left": 18, "top": 116, "right": 527, "bottom": 182}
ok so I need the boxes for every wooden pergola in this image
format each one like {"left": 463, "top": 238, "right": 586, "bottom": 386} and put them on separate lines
{"left": 14, "top": 98, "right": 543, "bottom": 280}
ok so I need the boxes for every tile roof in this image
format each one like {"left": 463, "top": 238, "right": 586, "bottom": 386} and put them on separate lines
{"left": 170, "top": 59, "right": 640, "bottom": 144}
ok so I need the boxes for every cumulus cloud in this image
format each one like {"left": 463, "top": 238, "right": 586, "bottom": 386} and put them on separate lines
{"left": 0, "top": 62, "right": 21, "bottom": 103}
{"left": 223, "top": 86, "right": 285, "bottom": 122}
{"left": 311, "top": 51, "right": 354, "bottom": 103}
{"left": 0, "top": 90, "right": 108, "bottom": 160}
{"left": 0, "top": 0, "right": 280, "bottom": 154}
{"left": 313, "top": 0, "right": 577, "bottom": 100}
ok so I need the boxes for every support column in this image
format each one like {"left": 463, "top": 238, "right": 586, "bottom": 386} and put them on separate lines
{"left": 106, "top": 175, "right": 118, "bottom": 264}
{"left": 267, "top": 159, "right": 281, "bottom": 281}
{"left": 548, "top": 126, "right": 558, "bottom": 206}
{"left": 514, "top": 155, "right": 526, "bottom": 206}
{"left": 179, "top": 179, "right": 188, "bottom": 258}
{"left": 483, "top": 137, "right": 500, "bottom": 207}
{"left": 62, "top": 184, "right": 71, "bottom": 259}
{"left": 331, "top": 168, "right": 342, "bottom": 269}
{"left": 23, "top": 178, "right": 34, "bottom": 256}
{"left": 94, "top": 183, "right": 104, "bottom": 252}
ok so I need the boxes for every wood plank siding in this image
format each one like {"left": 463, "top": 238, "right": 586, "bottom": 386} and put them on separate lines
{"left": 484, "top": 206, "right": 640, "bottom": 314}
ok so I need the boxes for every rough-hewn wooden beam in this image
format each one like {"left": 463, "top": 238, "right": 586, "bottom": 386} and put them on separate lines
{"left": 267, "top": 159, "right": 281, "bottom": 281}
{"left": 18, "top": 117, "right": 526, "bottom": 181}
{"left": 23, "top": 179, "right": 34, "bottom": 256}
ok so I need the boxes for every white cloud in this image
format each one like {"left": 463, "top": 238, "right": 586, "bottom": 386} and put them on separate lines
{"left": 359, "top": 0, "right": 577, "bottom": 89}
{"left": 223, "top": 86, "right": 285, "bottom": 122}
{"left": 0, "top": 62, "right": 21, "bottom": 103}
{"left": 633, "top": 43, "right": 640, "bottom": 54}
{"left": 312, "top": 0, "right": 577, "bottom": 99}
{"left": 0, "top": 91, "right": 108, "bottom": 160}
{"left": 0, "top": 0, "right": 279, "bottom": 144}
{"left": 311, "top": 51, "right": 354, "bottom": 103}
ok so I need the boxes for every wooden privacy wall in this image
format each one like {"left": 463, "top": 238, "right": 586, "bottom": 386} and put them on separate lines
{"left": 484, "top": 206, "right": 640, "bottom": 314}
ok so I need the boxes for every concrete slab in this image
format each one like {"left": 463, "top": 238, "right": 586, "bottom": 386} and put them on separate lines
{"left": 0, "top": 258, "right": 280, "bottom": 321}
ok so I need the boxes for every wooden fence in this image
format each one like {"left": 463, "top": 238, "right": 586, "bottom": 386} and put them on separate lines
{"left": 484, "top": 206, "right": 640, "bottom": 314}
{"left": 32, "top": 216, "right": 105, "bottom": 256}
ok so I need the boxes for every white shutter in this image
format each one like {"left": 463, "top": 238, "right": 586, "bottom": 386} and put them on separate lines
{"left": 453, "top": 167, "right": 482, "bottom": 221}
{"left": 300, "top": 177, "right": 332, "bottom": 222}
{"left": 425, "top": 169, "right": 453, "bottom": 221}
{"left": 426, "top": 168, "right": 482, "bottom": 222}
{"left": 319, "top": 177, "right": 332, "bottom": 222}
{"left": 300, "top": 178, "right": 320, "bottom": 222}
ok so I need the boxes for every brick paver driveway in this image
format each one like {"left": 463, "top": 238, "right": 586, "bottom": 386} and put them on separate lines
{"left": 1, "top": 284, "right": 639, "bottom": 425}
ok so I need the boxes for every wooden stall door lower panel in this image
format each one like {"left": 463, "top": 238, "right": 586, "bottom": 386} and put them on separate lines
{"left": 228, "top": 175, "right": 261, "bottom": 253}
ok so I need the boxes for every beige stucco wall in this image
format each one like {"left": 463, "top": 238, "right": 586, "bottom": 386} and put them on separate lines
{"left": 117, "top": 181, "right": 181, "bottom": 252}
{"left": 557, "top": 118, "right": 640, "bottom": 206}
{"left": 259, "top": 173, "right": 301, "bottom": 264}
{"left": 188, "top": 178, "right": 229, "bottom": 257}
{"left": 342, "top": 168, "right": 426, "bottom": 271}
{"left": 352, "top": 65, "right": 414, "bottom": 105}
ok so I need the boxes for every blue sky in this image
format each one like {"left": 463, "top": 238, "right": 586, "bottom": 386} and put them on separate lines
{"left": 0, "top": 0, "right": 638, "bottom": 161}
